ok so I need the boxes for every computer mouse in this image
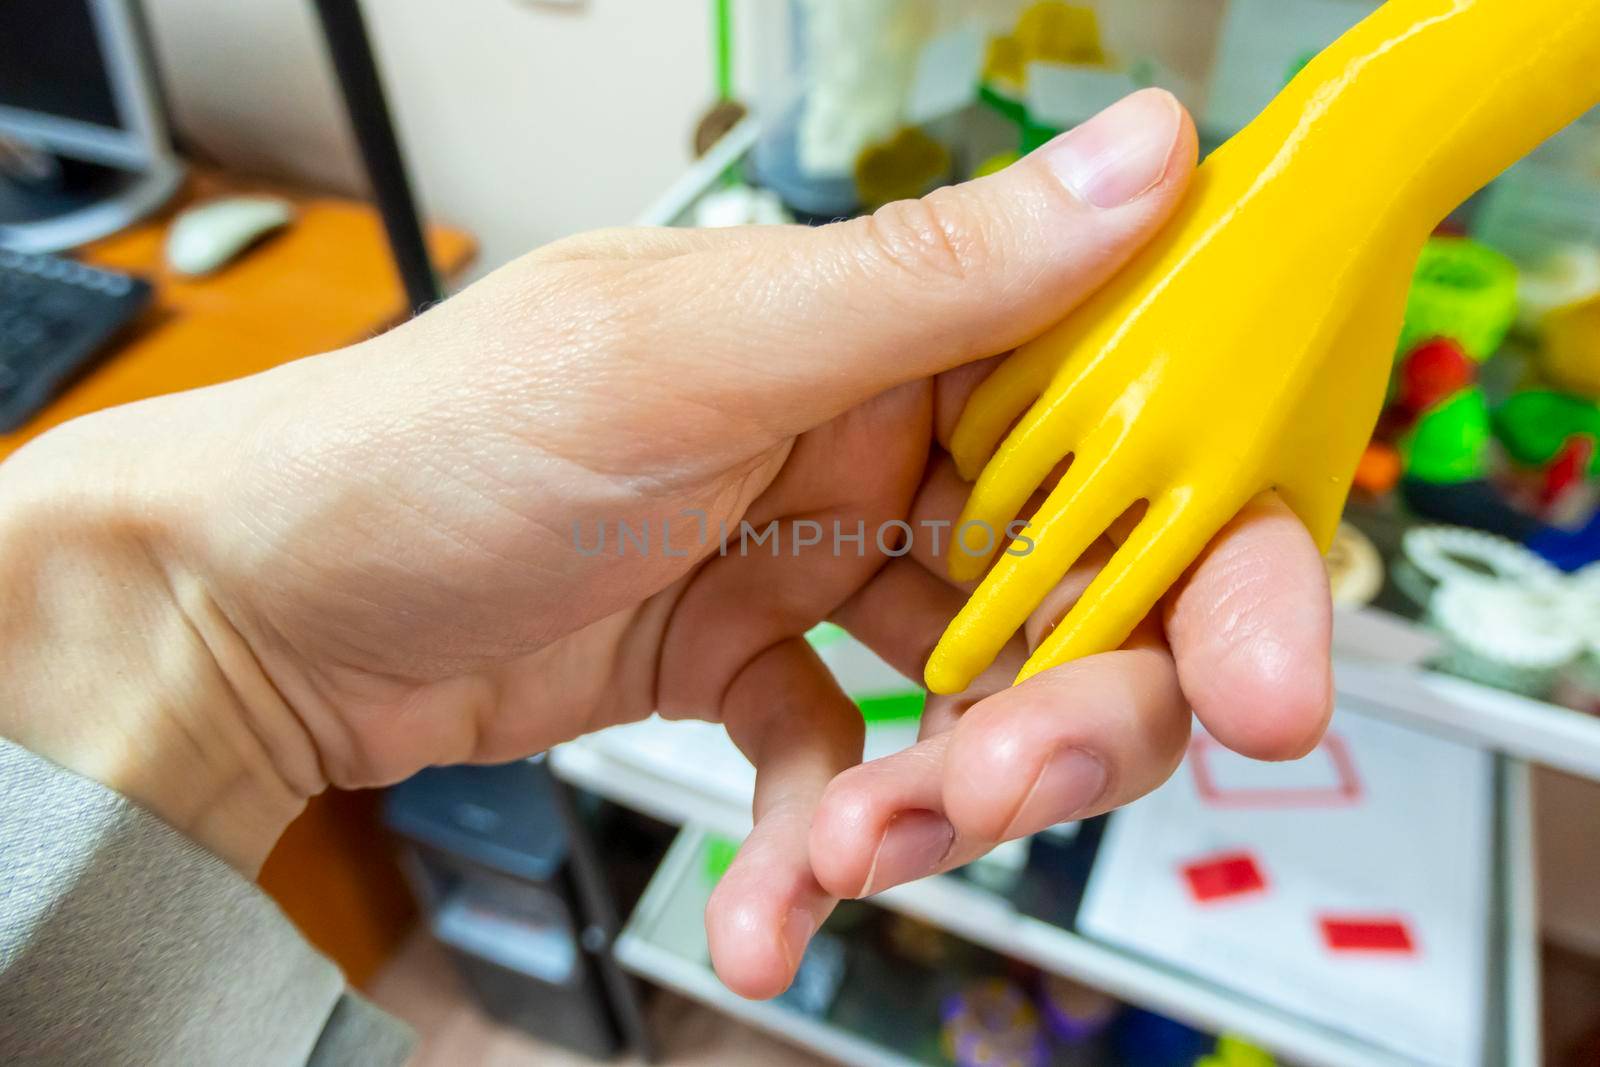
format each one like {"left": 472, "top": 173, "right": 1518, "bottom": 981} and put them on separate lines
{"left": 164, "top": 196, "right": 294, "bottom": 277}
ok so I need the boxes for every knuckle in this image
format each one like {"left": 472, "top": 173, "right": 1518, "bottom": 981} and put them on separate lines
{"left": 859, "top": 190, "right": 984, "bottom": 287}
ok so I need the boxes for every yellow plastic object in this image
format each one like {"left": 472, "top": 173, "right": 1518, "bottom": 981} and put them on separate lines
{"left": 854, "top": 128, "right": 952, "bottom": 210}
{"left": 983, "top": 3, "right": 1106, "bottom": 94}
{"left": 925, "top": 0, "right": 1600, "bottom": 695}
{"left": 1198, "top": 1034, "right": 1277, "bottom": 1067}
{"left": 973, "top": 151, "right": 1022, "bottom": 179}
{"left": 1543, "top": 294, "right": 1600, "bottom": 399}
{"left": 1014, "top": 2, "right": 1105, "bottom": 67}
{"left": 982, "top": 35, "right": 1029, "bottom": 97}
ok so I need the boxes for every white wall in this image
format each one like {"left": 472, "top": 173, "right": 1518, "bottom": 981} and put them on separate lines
{"left": 143, "top": 0, "right": 710, "bottom": 272}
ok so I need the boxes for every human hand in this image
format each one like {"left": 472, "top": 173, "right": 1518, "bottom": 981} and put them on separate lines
{"left": 0, "top": 90, "right": 1332, "bottom": 998}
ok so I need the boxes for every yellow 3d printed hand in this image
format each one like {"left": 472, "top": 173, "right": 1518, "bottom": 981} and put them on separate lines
{"left": 925, "top": 0, "right": 1600, "bottom": 695}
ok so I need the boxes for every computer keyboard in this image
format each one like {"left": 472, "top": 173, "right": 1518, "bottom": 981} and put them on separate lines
{"left": 0, "top": 248, "right": 152, "bottom": 433}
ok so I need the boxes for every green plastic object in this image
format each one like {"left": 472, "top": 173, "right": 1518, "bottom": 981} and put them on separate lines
{"left": 703, "top": 835, "right": 740, "bottom": 884}
{"left": 1021, "top": 116, "right": 1063, "bottom": 155}
{"left": 978, "top": 84, "right": 1060, "bottom": 156}
{"left": 1398, "top": 237, "right": 1519, "bottom": 362}
{"left": 1286, "top": 48, "right": 1320, "bottom": 86}
{"left": 978, "top": 83, "right": 1028, "bottom": 126}
{"left": 806, "top": 623, "right": 926, "bottom": 722}
{"left": 1403, "top": 386, "right": 1492, "bottom": 483}
{"left": 1494, "top": 390, "right": 1600, "bottom": 473}
{"left": 857, "top": 691, "right": 927, "bottom": 723}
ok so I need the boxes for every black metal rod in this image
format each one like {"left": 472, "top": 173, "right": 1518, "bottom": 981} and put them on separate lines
{"left": 311, "top": 0, "right": 441, "bottom": 314}
{"left": 545, "top": 768, "right": 660, "bottom": 1062}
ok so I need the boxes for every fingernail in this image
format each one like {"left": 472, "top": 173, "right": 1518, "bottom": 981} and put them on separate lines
{"left": 1042, "top": 89, "right": 1183, "bottom": 209}
{"left": 860, "top": 810, "right": 954, "bottom": 897}
{"left": 1003, "top": 747, "right": 1107, "bottom": 838}
{"left": 780, "top": 907, "right": 816, "bottom": 971}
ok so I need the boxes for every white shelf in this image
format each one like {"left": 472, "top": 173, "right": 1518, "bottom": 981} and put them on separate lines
{"left": 873, "top": 875, "right": 1416, "bottom": 1067}
{"left": 616, "top": 828, "right": 926, "bottom": 1067}
{"left": 1333, "top": 607, "right": 1600, "bottom": 783}
{"left": 554, "top": 708, "right": 1538, "bottom": 1067}
{"left": 636, "top": 117, "right": 761, "bottom": 228}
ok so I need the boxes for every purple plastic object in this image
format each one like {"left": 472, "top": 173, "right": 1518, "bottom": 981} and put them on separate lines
{"left": 940, "top": 979, "right": 1050, "bottom": 1067}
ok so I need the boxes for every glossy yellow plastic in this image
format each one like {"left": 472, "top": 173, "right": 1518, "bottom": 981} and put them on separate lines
{"left": 925, "top": 0, "right": 1600, "bottom": 695}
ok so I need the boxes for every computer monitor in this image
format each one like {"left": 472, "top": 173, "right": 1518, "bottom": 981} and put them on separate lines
{"left": 0, "top": 0, "right": 182, "bottom": 252}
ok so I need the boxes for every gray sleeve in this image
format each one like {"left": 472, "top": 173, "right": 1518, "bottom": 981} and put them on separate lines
{"left": 0, "top": 739, "right": 414, "bottom": 1066}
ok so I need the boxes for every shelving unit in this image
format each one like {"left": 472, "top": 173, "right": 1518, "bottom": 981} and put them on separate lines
{"left": 617, "top": 830, "right": 928, "bottom": 1067}
{"left": 553, "top": 693, "right": 1539, "bottom": 1067}
{"left": 1334, "top": 608, "right": 1600, "bottom": 782}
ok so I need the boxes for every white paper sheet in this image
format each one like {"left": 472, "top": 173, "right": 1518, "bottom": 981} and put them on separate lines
{"left": 1079, "top": 707, "right": 1491, "bottom": 1066}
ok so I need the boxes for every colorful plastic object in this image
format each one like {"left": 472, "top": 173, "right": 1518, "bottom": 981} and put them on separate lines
{"left": 1396, "top": 237, "right": 1519, "bottom": 362}
{"left": 703, "top": 835, "right": 740, "bottom": 883}
{"left": 1197, "top": 1034, "right": 1277, "bottom": 1067}
{"left": 854, "top": 127, "right": 952, "bottom": 210}
{"left": 1403, "top": 387, "right": 1492, "bottom": 484}
{"left": 983, "top": 2, "right": 1106, "bottom": 93}
{"left": 1352, "top": 442, "right": 1402, "bottom": 497}
{"left": 1036, "top": 973, "right": 1119, "bottom": 1044}
{"left": 1495, "top": 391, "right": 1600, "bottom": 474}
{"left": 1539, "top": 434, "right": 1595, "bottom": 510}
{"left": 925, "top": 0, "right": 1600, "bottom": 694}
{"left": 1014, "top": 2, "right": 1105, "bottom": 67}
{"left": 1542, "top": 294, "right": 1600, "bottom": 398}
{"left": 1396, "top": 337, "right": 1475, "bottom": 416}
{"left": 940, "top": 979, "right": 1049, "bottom": 1067}
{"left": 974, "top": 151, "right": 1022, "bottom": 179}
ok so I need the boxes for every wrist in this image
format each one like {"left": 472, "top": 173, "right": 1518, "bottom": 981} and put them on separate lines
{"left": 0, "top": 416, "right": 321, "bottom": 873}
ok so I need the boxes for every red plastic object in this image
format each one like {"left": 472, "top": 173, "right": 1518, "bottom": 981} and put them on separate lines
{"left": 1398, "top": 337, "right": 1476, "bottom": 414}
{"left": 1319, "top": 916, "right": 1418, "bottom": 954}
{"left": 1182, "top": 851, "right": 1269, "bottom": 903}
{"left": 1540, "top": 434, "right": 1596, "bottom": 510}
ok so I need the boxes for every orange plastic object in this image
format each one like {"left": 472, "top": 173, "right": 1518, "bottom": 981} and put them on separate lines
{"left": 1353, "top": 443, "right": 1403, "bottom": 497}
{"left": 926, "top": 0, "right": 1600, "bottom": 694}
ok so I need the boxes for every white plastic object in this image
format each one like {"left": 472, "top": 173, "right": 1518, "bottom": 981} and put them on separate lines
{"left": 164, "top": 195, "right": 293, "bottom": 276}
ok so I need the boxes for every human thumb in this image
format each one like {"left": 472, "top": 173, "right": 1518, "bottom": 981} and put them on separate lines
{"left": 658, "top": 88, "right": 1196, "bottom": 434}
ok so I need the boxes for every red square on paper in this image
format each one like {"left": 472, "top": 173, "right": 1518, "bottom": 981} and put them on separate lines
{"left": 1319, "top": 915, "right": 1418, "bottom": 955}
{"left": 1182, "top": 851, "right": 1268, "bottom": 903}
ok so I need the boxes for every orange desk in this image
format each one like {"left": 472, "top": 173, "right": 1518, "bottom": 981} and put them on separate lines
{"left": 2, "top": 169, "right": 474, "bottom": 457}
